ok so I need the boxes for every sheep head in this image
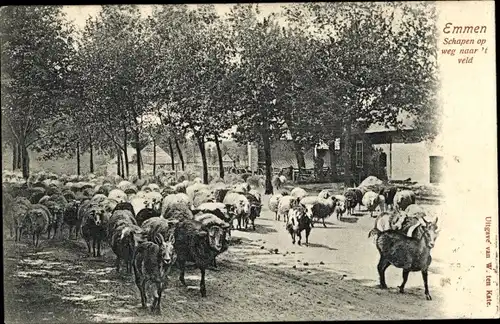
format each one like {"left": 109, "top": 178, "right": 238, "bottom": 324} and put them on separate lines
{"left": 154, "top": 233, "right": 176, "bottom": 266}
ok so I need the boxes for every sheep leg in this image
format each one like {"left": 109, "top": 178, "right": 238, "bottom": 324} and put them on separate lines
{"left": 322, "top": 217, "right": 327, "bottom": 228}
{"left": 422, "top": 270, "right": 432, "bottom": 300}
{"left": 115, "top": 257, "right": 121, "bottom": 273}
{"left": 97, "top": 238, "right": 102, "bottom": 257}
{"left": 291, "top": 232, "right": 295, "bottom": 245}
{"left": 32, "top": 233, "right": 36, "bottom": 247}
{"left": 47, "top": 227, "right": 52, "bottom": 239}
{"left": 305, "top": 228, "right": 311, "bottom": 246}
{"left": 200, "top": 268, "right": 207, "bottom": 297}
{"left": 15, "top": 228, "right": 18, "bottom": 242}
{"left": 377, "top": 258, "right": 390, "bottom": 289}
{"left": 85, "top": 239, "right": 91, "bottom": 255}
{"left": 275, "top": 211, "right": 278, "bottom": 221}
{"left": 138, "top": 280, "right": 147, "bottom": 309}
{"left": 297, "top": 232, "right": 302, "bottom": 246}
{"left": 92, "top": 238, "right": 97, "bottom": 257}
{"left": 154, "top": 282, "right": 163, "bottom": 314}
{"left": 398, "top": 270, "right": 410, "bottom": 293}
{"left": 36, "top": 233, "right": 40, "bottom": 248}
{"left": 178, "top": 260, "right": 187, "bottom": 286}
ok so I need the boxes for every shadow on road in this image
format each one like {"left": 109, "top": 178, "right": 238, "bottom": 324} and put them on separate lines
{"left": 339, "top": 217, "right": 359, "bottom": 223}
{"left": 252, "top": 223, "right": 278, "bottom": 234}
{"left": 307, "top": 242, "right": 338, "bottom": 251}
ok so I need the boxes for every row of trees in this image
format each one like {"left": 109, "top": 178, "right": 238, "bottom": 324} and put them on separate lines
{"left": 1, "top": 3, "right": 440, "bottom": 193}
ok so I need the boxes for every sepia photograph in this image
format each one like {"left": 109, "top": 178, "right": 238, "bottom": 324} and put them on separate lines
{"left": 1, "top": 2, "right": 498, "bottom": 322}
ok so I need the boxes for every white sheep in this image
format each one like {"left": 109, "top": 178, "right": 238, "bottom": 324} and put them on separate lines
{"left": 362, "top": 191, "right": 383, "bottom": 218}
{"left": 161, "top": 193, "right": 191, "bottom": 217}
{"left": 393, "top": 190, "right": 416, "bottom": 211}
{"left": 186, "top": 183, "right": 209, "bottom": 202}
{"left": 268, "top": 193, "right": 283, "bottom": 220}
{"left": 276, "top": 195, "right": 301, "bottom": 223}
{"left": 318, "top": 189, "right": 332, "bottom": 200}
{"left": 232, "top": 182, "right": 251, "bottom": 194}
{"left": 290, "top": 187, "right": 307, "bottom": 200}
{"left": 145, "top": 191, "right": 163, "bottom": 212}
{"left": 368, "top": 210, "right": 408, "bottom": 239}
{"left": 192, "top": 189, "right": 216, "bottom": 208}
{"left": 223, "top": 192, "right": 250, "bottom": 230}
{"left": 300, "top": 196, "right": 336, "bottom": 227}
{"left": 148, "top": 183, "right": 161, "bottom": 192}
{"left": 130, "top": 197, "right": 149, "bottom": 215}
{"left": 108, "top": 189, "right": 127, "bottom": 203}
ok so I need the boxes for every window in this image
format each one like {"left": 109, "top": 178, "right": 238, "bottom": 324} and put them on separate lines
{"left": 355, "top": 140, "right": 363, "bottom": 168}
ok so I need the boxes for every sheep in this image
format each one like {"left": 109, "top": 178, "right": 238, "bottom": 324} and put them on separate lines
{"left": 248, "top": 189, "right": 262, "bottom": 204}
{"left": 192, "top": 189, "right": 216, "bottom": 208}
{"left": 368, "top": 211, "right": 408, "bottom": 239}
{"left": 276, "top": 195, "right": 301, "bottom": 223}
{"left": 20, "top": 204, "right": 51, "bottom": 247}
{"left": 174, "top": 218, "right": 226, "bottom": 297}
{"left": 29, "top": 191, "right": 47, "bottom": 205}
{"left": 90, "top": 194, "right": 108, "bottom": 204}
{"left": 286, "top": 204, "right": 312, "bottom": 246}
{"left": 173, "top": 182, "right": 187, "bottom": 194}
{"left": 136, "top": 208, "right": 161, "bottom": 227}
{"left": 11, "top": 198, "right": 32, "bottom": 241}
{"left": 393, "top": 190, "right": 416, "bottom": 211}
{"left": 300, "top": 196, "right": 336, "bottom": 228}
{"left": 146, "top": 191, "right": 163, "bottom": 212}
{"left": 214, "top": 188, "right": 231, "bottom": 203}
{"left": 290, "top": 187, "right": 307, "bottom": 200}
{"left": 40, "top": 199, "right": 64, "bottom": 239}
{"left": 404, "top": 204, "right": 427, "bottom": 219}
{"left": 383, "top": 187, "right": 398, "bottom": 210}
{"left": 240, "top": 192, "right": 261, "bottom": 230}
{"left": 268, "top": 193, "right": 283, "bottom": 220}
{"left": 334, "top": 199, "right": 347, "bottom": 220}
{"left": 117, "top": 180, "right": 136, "bottom": 192}
{"left": 194, "top": 213, "right": 231, "bottom": 268}
{"left": 63, "top": 200, "right": 82, "bottom": 239}
{"left": 62, "top": 190, "right": 77, "bottom": 202}
{"left": 161, "top": 186, "right": 176, "bottom": 197}
{"left": 344, "top": 187, "right": 363, "bottom": 214}
{"left": 161, "top": 193, "right": 191, "bottom": 216}
{"left": 141, "top": 217, "right": 178, "bottom": 244}
{"left": 2, "top": 192, "right": 15, "bottom": 237}
{"left": 108, "top": 210, "right": 142, "bottom": 273}
{"left": 163, "top": 203, "right": 194, "bottom": 221}
{"left": 108, "top": 189, "right": 128, "bottom": 203}
{"left": 375, "top": 217, "right": 440, "bottom": 300}
{"left": 318, "top": 189, "right": 332, "bottom": 200}
{"left": 232, "top": 182, "right": 251, "bottom": 194}
{"left": 38, "top": 195, "right": 51, "bottom": 205}
{"left": 133, "top": 233, "right": 176, "bottom": 314}
{"left": 362, "top": 190, "right": 384, "bottom": 217}
{"left": 148, "top": 183, "right": 161, "bottom": 192}
{"left": 112, "top": 201, "right": 136, "bottom": 217}
{"left": 192, "top": 202, "right": 234, "bottom": 224}
{"left": 81, "top": 203, "right": 109, "bottom": 257}
{"left": 272, "top": 174, "right": 287, "bottom": 191}
{"left": 223, "top": 192, "right": 250, "bottom": 230}
{"left": 186, "top": 183, "right": 209, "bottom": 202}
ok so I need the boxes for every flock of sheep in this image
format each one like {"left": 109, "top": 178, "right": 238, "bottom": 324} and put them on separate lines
{"left": 2, "top": 169, "right": 441, "bottom": 313}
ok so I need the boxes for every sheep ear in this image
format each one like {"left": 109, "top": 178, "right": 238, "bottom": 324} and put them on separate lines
{"left": 154, "top": 233, "right": 164, "bottom": 245}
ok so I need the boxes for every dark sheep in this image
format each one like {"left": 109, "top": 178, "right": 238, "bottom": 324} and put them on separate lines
{"left": 63, "top": 200, "right": 82, "bottom": 239}
{"left": 242, "top": 192, "right": 262, "bottom": 230}
{"left": 124, "top": 187, "right": 137, "bottom": 195}
{"left": 191, "top": 202, "right": 234, "bottom": 224}
{"left": 136, "top": 208, "right": 161, "bottom": 227}
{"left": 174, "top": 219, "right": 226, "bottom": 297}
{"left": 194, "top": 213, "right": 231, "bottom": 268}
{"left": 162, "top": 203, "right": 194, "bottom": 221}
{"left": 161, "top": 187, "right": 176, "bottom": 197}
{"left": 29, "top": 191, "right": 46, "bottom": 205}
{"left": 375, "top": 217, "right": 440, "bottom": 300}
{"left": 81, "top": 203, "right": 109, "bottom": 257}
{"left": 11, "top": 197, "right": 32, "bottom": 241}
{"left": 21, "top": 204, "right": 51, "bottom": 247}
{"left": 384, "top": 187, "right": 398, "bottom": 210}
{"left": 112, "top": 202, "right": 136, "bottom": 217}
{"left": 108, "top": 210, "right": 142, "bottom": 274}
{"left": 46, "top": 186, "right": 62, "bottom": 196}
{"left": 82, "top": 187, "right": 95, "bottom": 198}
{"left": 214, "top": 188, "right": 231, "bottom": 203}
{"left": 62, "top": 190, "right": 77, "bottom": 202}
{"left": 141, "top": 217, "right": 178, "bottom": 245}
{"left": 133, "top": 233, "right": 176, "bottom": 314}
{"left": 41, "top": 200, "right": 64, "bottom": 239}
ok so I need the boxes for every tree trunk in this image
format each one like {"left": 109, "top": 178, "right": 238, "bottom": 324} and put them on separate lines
{"left": 168, "top": 138, "right": 175, "bottom": 171}
{"left": 196, "top": 135, "right": 209, "bottom": 184}
{"left": 293, "top": 140, "right": 306, "bottom": 170}
{"left": 21, "top": 141, "right": 29, "bottom": 179}
{"left": 329, "top": 141, "right": 337, "bottom": 182}
{"left": 174, "top": 137, "right": 185, "bottom": 171}
{"left": 12, "top": 143, "right": 18, "bottom": 171}
{"left": 119, "top": 149, "right": 125, "bottom": 177}
{"left": 17, "top": 143, "right": 22, "bottom": 169}
{"left": 343, "top": 120, "right": 353, "bottom": 187}
{"left": 135, "top": 129, "right": 141, "bottom": 179}
{"left": 116, "top": 147, "right": 122, "bottom": 177}
{"left": 123, "top": 126, "right": 129, "bottom": 178}
{"left": 76, "top": 141, "right": 81, "bottom": 176}
{"left": 89, "top": 135, "right": 94, "bottom": 174}
{"left": 261, "top": 130, "right": 273, "bottom": 195}
{"left": 214, "top": 133, "right": 224, "bottom": 179}
{"left": 153, "top": 138, "right": 157, "bottom": 176}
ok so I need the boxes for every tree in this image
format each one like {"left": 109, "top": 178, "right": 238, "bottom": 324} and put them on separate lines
{"left": 1, "top": 6, "right": 77, "bottom": 178}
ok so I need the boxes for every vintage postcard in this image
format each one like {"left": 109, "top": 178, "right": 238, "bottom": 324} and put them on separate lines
{"left": 1, "top": 1, "right": 498, "bottom": 322}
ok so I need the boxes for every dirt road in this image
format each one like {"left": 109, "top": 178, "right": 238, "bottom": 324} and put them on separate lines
{"left": 4, "top": 196, "right": 449, "bottom": 323}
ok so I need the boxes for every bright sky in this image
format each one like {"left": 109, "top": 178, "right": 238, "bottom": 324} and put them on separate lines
{"left": 62, "top": 4, "right": 287, "bottom": 30}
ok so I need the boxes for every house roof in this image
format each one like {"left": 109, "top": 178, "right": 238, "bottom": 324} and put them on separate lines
{"left": 364, "top": 111, "right": 416, "bottom": 134}
{"left": 141, "top": 143, "right": 176, "bottom": 165}
{"left": 222, "top": 154, "right": 233, "bottom": 162}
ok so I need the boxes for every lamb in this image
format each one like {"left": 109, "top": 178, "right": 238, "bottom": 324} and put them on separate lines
{"left": 112, "top": 201, "right": 136, "bottom": 217}
{"left": 63, "top": 200, "right": 82, "bottom": 239}
{"left": 136, "top": 208, "right": 161, "bottom": 227}
{"left": 290, "top": 187, "right": 307, "bottom": 200}
{"left": 133, "top": 233, "right": 176, "bottom": 314}
{"left": 81, "top": 203, "right": 109, "bottom": 257}
{"left": 362, "top": 190, "right": 384, "bottom": 217}
{"left": 393, "top": 190, "right": 416, "bottom": 211}
{"left": 108, "top": 189, "right": 128, "bottom": 203}
{"left": 268, "top": 193, "right": 283, "bottom": 220}
{"left": 161, "top": 193, "right": 191, "bottom": 216}
{"left": 108, "top": 210, "right": 142, "bottom": 273}
{"left": 276, "top": 195, "right": 301, "bottom": 223}
{"left": 286, "top": 204, "right": 312, "bottom": 246}
{"left": 222, "top": 192, "right": 250, "bottom": 230}
{"left": 192, "top": 202, "right": 234, "bottom": 224}
{"left": 174, "top": 218, "right": 226, "bottom": 297}
{"left": 20, "top": 204, "right": 51, "bottom": 247}
{"left": 375, "top": 217, "right": 440, "bottom": 300}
